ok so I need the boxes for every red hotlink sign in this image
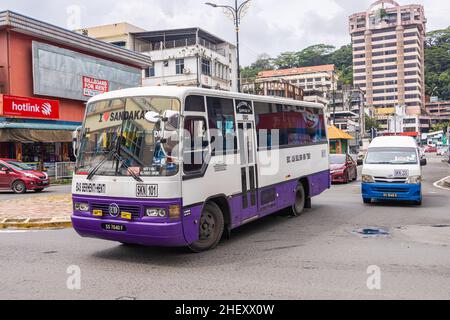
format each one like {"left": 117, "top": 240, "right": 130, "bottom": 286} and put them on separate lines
{"left": 83, "top": 76, "right": 109, "bottom": 97}
{"left": 1, "top": 95, "right": 60, "bottom": 120}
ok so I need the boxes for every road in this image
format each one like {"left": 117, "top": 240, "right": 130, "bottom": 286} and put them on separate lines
{"left": 1, "top": 156, "right": 449, "bottom": 300}
{"left": 0, "top": 185, "right": 71, "bottom": 201}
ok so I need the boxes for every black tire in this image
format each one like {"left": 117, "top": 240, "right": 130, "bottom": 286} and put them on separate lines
{"left": 188, "top": 202, "right": 224, "bottom": 253}
{"left": 34, "top": 189, "right": 44, "bottom": 193}
{"left": 12, "top": 180, "right": 26, "bottom": 194}
{"left": 292, "top": 183, "right": 306, "bottom": 217}
{"left": 363, "top": 198, "right": 372, "bottom": 204}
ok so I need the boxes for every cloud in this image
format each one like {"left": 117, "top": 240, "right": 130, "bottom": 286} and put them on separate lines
{"left": 1, "top": 0, "right": 449, "bottom": 65}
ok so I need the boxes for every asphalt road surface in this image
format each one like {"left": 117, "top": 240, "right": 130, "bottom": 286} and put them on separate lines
{"left": 0, "top": 185, "right": 71, "bottom": 201}
{"left": 1, "top": 156, "right": 449, "bottom": 300}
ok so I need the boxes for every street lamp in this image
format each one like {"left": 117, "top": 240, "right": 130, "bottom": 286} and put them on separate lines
{"left": 205, "top": 0, "right": 252, "bottom": 93}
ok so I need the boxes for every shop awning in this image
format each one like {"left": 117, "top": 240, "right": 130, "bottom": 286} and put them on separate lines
{"left": 328, "top": 125, "right": 355, "bottom": 140}
{"left": 0, "top": 122, "right": 79, "bottom": 143}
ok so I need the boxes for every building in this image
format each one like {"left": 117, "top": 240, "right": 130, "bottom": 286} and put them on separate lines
{"left": 256, "top": 65, "right": 338, "bottom": 106}
{"left": 0, "top": 11, "right": 151, "bottom": 172}
{"left": 426, "top": 101, "right": 450, "bottom": 119}
{"left": 77, "top": 22, "right": 146, "bottom": 50}
{"left": 241, "top": 80, "right": 304, "bottom": 101}
{"left": 349, "top": 0, "right": 426, "bottom": 117}
{"left": 81, "top": 25, "right": 238, "bottom": 92}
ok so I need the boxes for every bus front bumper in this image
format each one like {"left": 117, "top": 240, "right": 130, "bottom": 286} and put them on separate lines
{"left": 361, "top": 183, "right": 422, "bottom": 202}
{"left": 72, "top": 215, "right": 188, "bottom": 247}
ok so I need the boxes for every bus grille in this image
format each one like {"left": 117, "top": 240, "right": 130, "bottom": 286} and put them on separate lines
{"left": 91, "top": 203, "right": 141, "bottom": 218}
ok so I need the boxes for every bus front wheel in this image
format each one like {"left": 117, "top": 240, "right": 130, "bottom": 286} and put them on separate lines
{"left": 292, "top": 183, "right": 306, "bottom": 217}
{"left": 188, "top": 202, "right": 224, "bottom": 253}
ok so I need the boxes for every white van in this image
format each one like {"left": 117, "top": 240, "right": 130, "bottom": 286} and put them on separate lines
{"left": 361, "top": 136, "right": 426, "bottom": 205}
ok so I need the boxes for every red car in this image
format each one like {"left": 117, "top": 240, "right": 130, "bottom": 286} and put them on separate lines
{"left": 424, "top": 146, "right": 438, "bottom": 153}
{"left": 0, "top": 159, "right": 50, "bottom": 194}
{"left": 330, "top": 154, "right": 358, "bottom": 184}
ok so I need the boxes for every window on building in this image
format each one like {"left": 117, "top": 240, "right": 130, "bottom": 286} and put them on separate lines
{"left": 145, "top": 66, "right": 155, "bottom": 78}
{"left": 202, "top": 58, "right": 211, "bottom": 76}
{"left": 176, "top": 59, "right": 185, "bottom": 75}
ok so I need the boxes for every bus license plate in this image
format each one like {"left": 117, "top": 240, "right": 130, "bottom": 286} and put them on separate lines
{"left": 102, "top": 224, "right": 127, "bottom": 232}
{"left": 384, "top": 193, "right": 398, "bottom": 198}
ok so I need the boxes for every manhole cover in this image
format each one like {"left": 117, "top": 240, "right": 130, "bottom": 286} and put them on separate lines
{"left": 352, "top": 228, "right": 390, "bottom": 238}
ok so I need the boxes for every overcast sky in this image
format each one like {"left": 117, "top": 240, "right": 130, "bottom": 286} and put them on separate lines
{"left": 1, "top": 0, "right": 449, "bottom": 65}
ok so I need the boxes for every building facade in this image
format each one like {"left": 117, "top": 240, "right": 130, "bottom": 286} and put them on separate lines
{"left": 77, "top": 22, "right": 146, "bottom": 50}
{"left": 256, "top": 65, "right": 337, "bottom": 107}
{"left": 0, "top": 11, "right": 151, "bottom": 172}
{"left": 349, "top": 0, "right": 426, "bottom": 117}
{"left": 81, "top": 25, "right": 238, "bottom": 92}
{"left": 241, "top": 80, "right": 304, "bottom": 101}
{"left": 426, "top": 101, "right": 450, "bottom": 120}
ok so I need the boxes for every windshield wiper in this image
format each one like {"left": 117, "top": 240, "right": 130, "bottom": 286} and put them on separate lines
{"left": 86, "top": 149, "right": 115, "bottom": 180}
{"left": 111, "top": 152, "right": 143, "bottom": 182}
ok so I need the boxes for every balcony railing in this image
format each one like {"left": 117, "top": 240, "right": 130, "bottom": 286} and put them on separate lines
{"left": 139, "top": 37, "right": 226, "bottom": 57}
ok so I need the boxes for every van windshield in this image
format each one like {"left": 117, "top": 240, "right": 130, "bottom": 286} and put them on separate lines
{"left": 365, "top": 147, "right": 418, "bottom": 165}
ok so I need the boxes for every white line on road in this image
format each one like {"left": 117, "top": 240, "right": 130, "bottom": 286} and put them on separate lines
{"left": 433, "top": 176, "right": 450, "bottom": 191}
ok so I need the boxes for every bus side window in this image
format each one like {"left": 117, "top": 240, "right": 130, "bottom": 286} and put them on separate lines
{"left": 185, "top": 95, "right": 206, "bottom": 112}
{"left": 183, "top": 117, "right": 208, "bottom": 174}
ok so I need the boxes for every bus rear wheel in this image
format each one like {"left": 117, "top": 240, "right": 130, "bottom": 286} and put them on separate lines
{"left": 188, "top": 202, "right": 224, "bottom": 253}
{"left": 292, "top": 183, "right": 306, "bottom": 217}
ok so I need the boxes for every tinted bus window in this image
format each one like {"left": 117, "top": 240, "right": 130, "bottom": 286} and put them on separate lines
{"left": 206, "top": 97, "right": 237, "bottom": 155}
{"left": 255, "top": 102, "right": 327, "bottom": 149}
{"left": 185, "top": 95, "right": 205, "bottom": 112}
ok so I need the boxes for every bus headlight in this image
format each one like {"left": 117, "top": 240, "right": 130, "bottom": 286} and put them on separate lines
{"left": 362, "top": 175, "right": 375, "bottom": 183}
{"left": 74, "top": 202, "right": 89, "bottom": 212}
{"left": 145, "top": 208, "right": 167, "bottom": 218}
{"left": 407, "top": 176, "right": 422, "bottom": 184}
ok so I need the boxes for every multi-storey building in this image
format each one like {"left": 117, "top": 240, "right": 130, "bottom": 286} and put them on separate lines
{"left": 256, "top": 65, "right": 338, "bottom": 106}
{"left": 79, "top": 25, "right": 238, "bottom": 92}
{"left": 77, "top": 23, "right": 145, "bottom": 50}
{"left": 426, "top": 101, "right": 450, "bottom": 120}
{"left": 349, "top": 0, "right": 426, "bottom": 118}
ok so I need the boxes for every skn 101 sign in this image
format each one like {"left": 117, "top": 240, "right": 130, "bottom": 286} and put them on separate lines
{"left": 1, "top": 95, "right": 60, "bottom": 120}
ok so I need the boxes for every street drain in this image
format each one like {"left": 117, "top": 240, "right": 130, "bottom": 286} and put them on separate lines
{"left": 352, "top": 228, "right": 390, "bottom": 238}
{"left": 432, "top": 225, "right": 450, "bottom": 228}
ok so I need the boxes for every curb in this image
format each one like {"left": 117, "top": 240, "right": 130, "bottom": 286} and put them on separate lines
{"left": 0, "top": 217, "right": 72, "bottom": 230}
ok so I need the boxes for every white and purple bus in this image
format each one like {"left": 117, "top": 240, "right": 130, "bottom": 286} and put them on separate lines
{"left": 72, "top": 87, "right": 330, "bottom": 252}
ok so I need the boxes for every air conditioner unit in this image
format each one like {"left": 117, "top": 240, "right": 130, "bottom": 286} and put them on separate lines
{"left": 183, "top": 68, "right": 191, "bottom": 74}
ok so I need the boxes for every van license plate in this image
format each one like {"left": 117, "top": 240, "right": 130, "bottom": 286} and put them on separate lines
{"left": 102, "top": 224, "right": 126, "bottom": 232}
{"left": 384, "top": 193, "right": 398, "bottom": 198}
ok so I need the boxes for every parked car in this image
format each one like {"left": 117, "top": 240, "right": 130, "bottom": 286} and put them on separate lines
{"left": 0, "top": 159, "right": 50, "bottom": 194}
{"left": 424, "top": 145, "right": 438, "bottom": 153}
{"left": 330, "top": 154, "right": 358, "bottom": 184}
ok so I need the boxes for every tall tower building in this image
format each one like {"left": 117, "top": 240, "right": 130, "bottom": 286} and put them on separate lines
{"left": 349, "top": 0, "right": 426, "bottom": 122}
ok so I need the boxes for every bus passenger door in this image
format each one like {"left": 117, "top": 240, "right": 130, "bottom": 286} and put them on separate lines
{"left": 238, "top": 122, "right": 258, "bottom": 222}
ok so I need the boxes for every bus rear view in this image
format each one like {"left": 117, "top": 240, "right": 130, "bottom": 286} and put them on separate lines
{"left": 361, "top": 136, "right": 426, "bottom": 205}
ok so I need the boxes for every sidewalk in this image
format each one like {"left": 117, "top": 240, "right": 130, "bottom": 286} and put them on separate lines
{"left": 0, "top": 194, "right": 72, "bottom": 229}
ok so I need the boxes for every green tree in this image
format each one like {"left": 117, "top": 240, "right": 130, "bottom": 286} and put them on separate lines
{"left": 365, "top": 115, "right": 380, "bottom": 133}
{"left": 425, "top": 26, "right": 450, "bottom": 100}
{"left": 241, "top": 53, "right": 274, "bottom": 82}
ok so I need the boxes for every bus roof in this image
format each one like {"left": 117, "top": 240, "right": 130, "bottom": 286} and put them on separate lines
{"left": 369, "top": 136, "right": 418, "bottom": 149}
{"left": 87, "top": 86, "right": 325, "bottom": 109}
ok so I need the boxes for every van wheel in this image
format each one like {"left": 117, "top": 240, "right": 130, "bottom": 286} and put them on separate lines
{"left": 12, "top": 180, "right": 26, "bottom": 194}
{"left": 292, "top": 183, "right": 306, "bottom": 217}
{"left": 188, "top": 202, "right": 224, "bottom": 253}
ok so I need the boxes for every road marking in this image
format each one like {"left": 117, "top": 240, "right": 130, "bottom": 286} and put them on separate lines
{"left": 433, "top": 176, "right": 450, "bottom": 191}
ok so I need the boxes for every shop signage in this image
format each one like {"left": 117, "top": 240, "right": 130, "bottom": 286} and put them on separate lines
{"left": 83, "top": 76, "right": 109, "bottom": 97}
{"left": 1, "top": 95, "right": 60, "bottom": 119}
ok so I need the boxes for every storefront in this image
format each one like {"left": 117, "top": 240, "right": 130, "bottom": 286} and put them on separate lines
{"left": 0, "top": 11, "right": 152, "bottom": 174}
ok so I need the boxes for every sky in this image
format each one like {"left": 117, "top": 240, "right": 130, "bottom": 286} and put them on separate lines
{"left": 1, "top": 0, "right": 449, "bottom": 66}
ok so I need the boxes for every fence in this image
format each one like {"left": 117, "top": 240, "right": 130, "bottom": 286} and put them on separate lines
{"left": 55, "top": 162, "right": 76, "bottom": 180}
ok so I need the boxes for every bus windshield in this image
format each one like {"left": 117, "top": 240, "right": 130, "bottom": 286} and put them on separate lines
{"left": 365, "top": 147, "right": 418, "bottom": 165}
{"left": 76, "top": 96, "right": 181, "bottom": 177}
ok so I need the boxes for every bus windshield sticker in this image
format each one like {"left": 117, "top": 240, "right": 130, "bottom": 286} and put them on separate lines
{"left": 136, "top": 184, "right": 159, "bottom": 198}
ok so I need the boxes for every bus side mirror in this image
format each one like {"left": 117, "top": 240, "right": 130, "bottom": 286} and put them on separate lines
{"left": 72, "top": 126, "right": 82, "bottom": 158}
{"left": 420, "top": 158, "right": 427, "bottom": 167}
